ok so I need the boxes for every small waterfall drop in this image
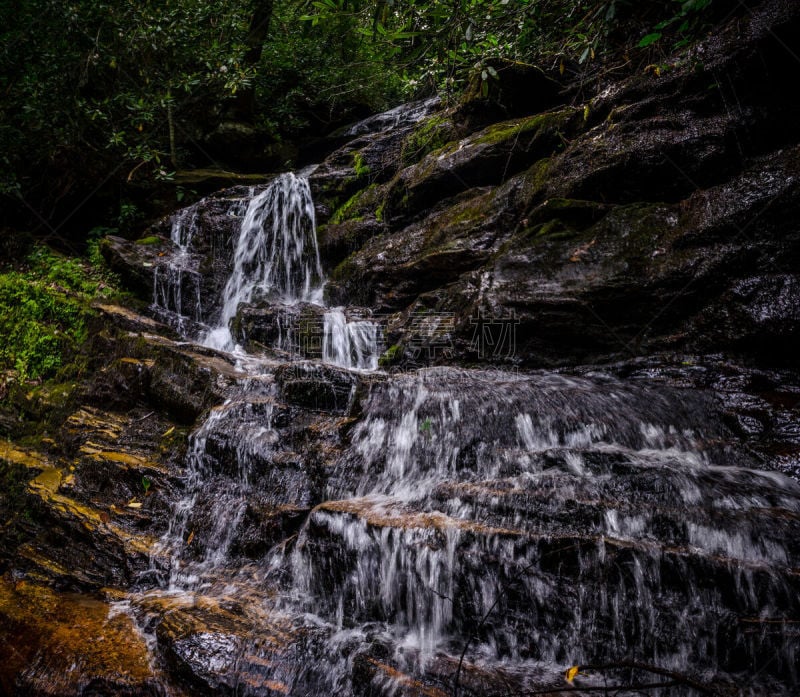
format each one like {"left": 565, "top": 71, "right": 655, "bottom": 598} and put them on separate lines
{"left": 152, "top": 207, "right": 203, "bottom": 333}
{"left": 204, "top": 173, "right": 324, "bottom": 351}
{"left": 322, "top": 309, "right": 380, "bottom": 371}
{"left": 151, "top": 171, "right": 381, "bottom": 368}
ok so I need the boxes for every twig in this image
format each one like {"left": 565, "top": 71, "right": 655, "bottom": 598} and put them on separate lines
{"left": 580, "top": 661, "right": 719, "bottom": 696}
{"left": 505, "top": 681, "right": 680, "bottom": 695}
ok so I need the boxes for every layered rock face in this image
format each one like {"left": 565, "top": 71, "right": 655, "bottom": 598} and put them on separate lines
{"left": 3, "top": 1, "right": 800, "bottom": 695}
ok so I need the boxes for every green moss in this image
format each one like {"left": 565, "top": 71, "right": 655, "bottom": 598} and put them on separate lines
{"left": 445, "top": 202, "right": 486, "bottom": 227}
{"left": 378, "top": 344, "right": 403, "bottom": 368}
{"left": 400, "top": 114, "right": 456, "bottom": 167}
{"left": 330, "top": 257, "right": 357, "bottom": 284}
{"left": 330, "top": 185, "right": 378, "bottom": 225}
{"left": 353, "top": 151, "right": 370, "bottom": 178}
{"left": 474, "top": 108, "right": 574, "bottom": 147}
{"left": 134, "top": 236, "right": 161, "bottom": 246}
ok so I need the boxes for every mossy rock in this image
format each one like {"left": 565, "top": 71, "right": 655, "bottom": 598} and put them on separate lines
{"left": 385, "top": 107, "right": 579, "bottom": 226}
{"left": 329, "top": 183, "right": 388, "bottom": 225}
{"left": 400, "top": 114, "right": 459, "bottom": 168}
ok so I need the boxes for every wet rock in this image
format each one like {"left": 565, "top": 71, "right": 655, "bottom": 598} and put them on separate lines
{"left": 154, "top": 599, "right": 310, "bottom": 696}
{"left": 275, "top": 362, "right": 358, "bottom": 415}
{"left": 141, "top": 340, "right": 238, "bottom": 424}
{"left": 232, "top": 301, "right": 327, "bottom": 357}
{"left": 318, "top": 217, "right": 388, "bottom": 270}
{"left": 0, "top": 579, "right": 165, "bottom": 696}
{"left": 94, "top": 303, "right": 179, "bottom": 338}
{"left": 695, "top": 274, "right": 800, "bottom": 363}
{"left": 327, "top": 186, "right": 507, "bottom": 311}
{"left": 100, "top": 234, "right": 169, "bottom": 299}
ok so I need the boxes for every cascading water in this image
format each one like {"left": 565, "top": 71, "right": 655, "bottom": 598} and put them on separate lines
{"left": 138, "top": 160, "right": 799, "bottom": 696}
{"left": 152, "top": 171, "right": 380, "bottom": 368}
{"left": 204, "top": 173, "right": 325, "bottom": 351}
{"left": 152, "top": 206, "right": 204, "bottom": 333}
{"left": 285, "top": 369, "right": 800, "bottom": 690}
{"left": 148, "top": 171, "right": 380, "bottom": 587}
{"left": 322, "top": 309, "right": 380, "bottom": 371}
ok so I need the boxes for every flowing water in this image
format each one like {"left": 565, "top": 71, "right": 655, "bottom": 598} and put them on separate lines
{"left": 139, "top": 162, "right": 800, "bottom": 695}
{"left": 203, "top": 173, "right": 324, "bottom": 351}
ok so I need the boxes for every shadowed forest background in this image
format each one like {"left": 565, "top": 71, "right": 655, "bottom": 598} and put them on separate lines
{"left": 2, "top": 0, "right": 723, "bottom": 246}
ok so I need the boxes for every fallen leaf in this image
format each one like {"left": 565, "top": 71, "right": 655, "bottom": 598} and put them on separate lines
{"left": 127, "top": 500, "right": 142, "bottom": 509}
{"left": 186, "top": 530, "right": 195, "bottom": 546}
{"left": 162, "top": 426, "right": 175, "bottom": 438}
{"left": 565, "top": 666, "right": 579, "bottom": 684}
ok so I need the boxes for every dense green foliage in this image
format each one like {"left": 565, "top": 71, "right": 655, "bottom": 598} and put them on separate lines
{"left": 300, "top": 0, "right": 717, "bottom": 95}
{"left": 0, "top": 247, "right": 118, "bottom": 380}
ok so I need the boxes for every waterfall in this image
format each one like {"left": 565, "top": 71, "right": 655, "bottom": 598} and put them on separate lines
{"left": 204, "top": 173, "right": 324, "bottom": 351}
{"left": 136, "top": 194, "right": 800, "bottom": 696}
{"left": 322, "top": 309, "right": 380, "bottom": 371}
{"left": 150, "top": 380, "right": 279, "bottom": 590}
{"left": 152, "top": 206, "right": 203, "bottom": 333}
{"left": 151, "top": 171, "right": 383, "bottom": 367}
{"left": 141, "top": 163, "right": 798, "bottom": 694}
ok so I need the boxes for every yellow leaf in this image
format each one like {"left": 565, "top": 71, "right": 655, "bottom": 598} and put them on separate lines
{"left": 565, "top": 666, "right": 579, "bottom": 684}
{"left": 186, "top": 530, "right": 195, "bottom": 546}
{"left": 559, "top": 59, "right": 565, "bottom": 76}
{"left": 162, "top": 426, "right": 175, "bottom": 438}
{"left": 127, "top": 500, "right": 142, "bottom": 509}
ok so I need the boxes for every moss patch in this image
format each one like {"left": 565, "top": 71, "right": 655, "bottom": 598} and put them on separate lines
{"left": 353, "top": 151, "right": 370, "bottom": 177}
{"left": 331, "top": 185, "right": 377, "bottom": 225}
{"left": 134, "top": 236, "right": 162, "bottom": 246}
{"left": 400, "top": 114, "right": 457, "bottom": 167}
{"left": 378, "top": 344, "right": 403, "bottom": 368}
{"left": 0, "top": 246, "right": 120, "bottom": 381}
{"left": 473, "top": 108, "right": 575, "bottom": 147}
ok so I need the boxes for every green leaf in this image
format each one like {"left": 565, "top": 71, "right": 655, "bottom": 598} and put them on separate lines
{"left": 638, "top": 32, "right": 662, "bottom": 48}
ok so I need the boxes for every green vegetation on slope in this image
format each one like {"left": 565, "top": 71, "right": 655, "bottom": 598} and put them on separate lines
{"left": 0, "top": 246, "right": 120, "bottom": 381}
